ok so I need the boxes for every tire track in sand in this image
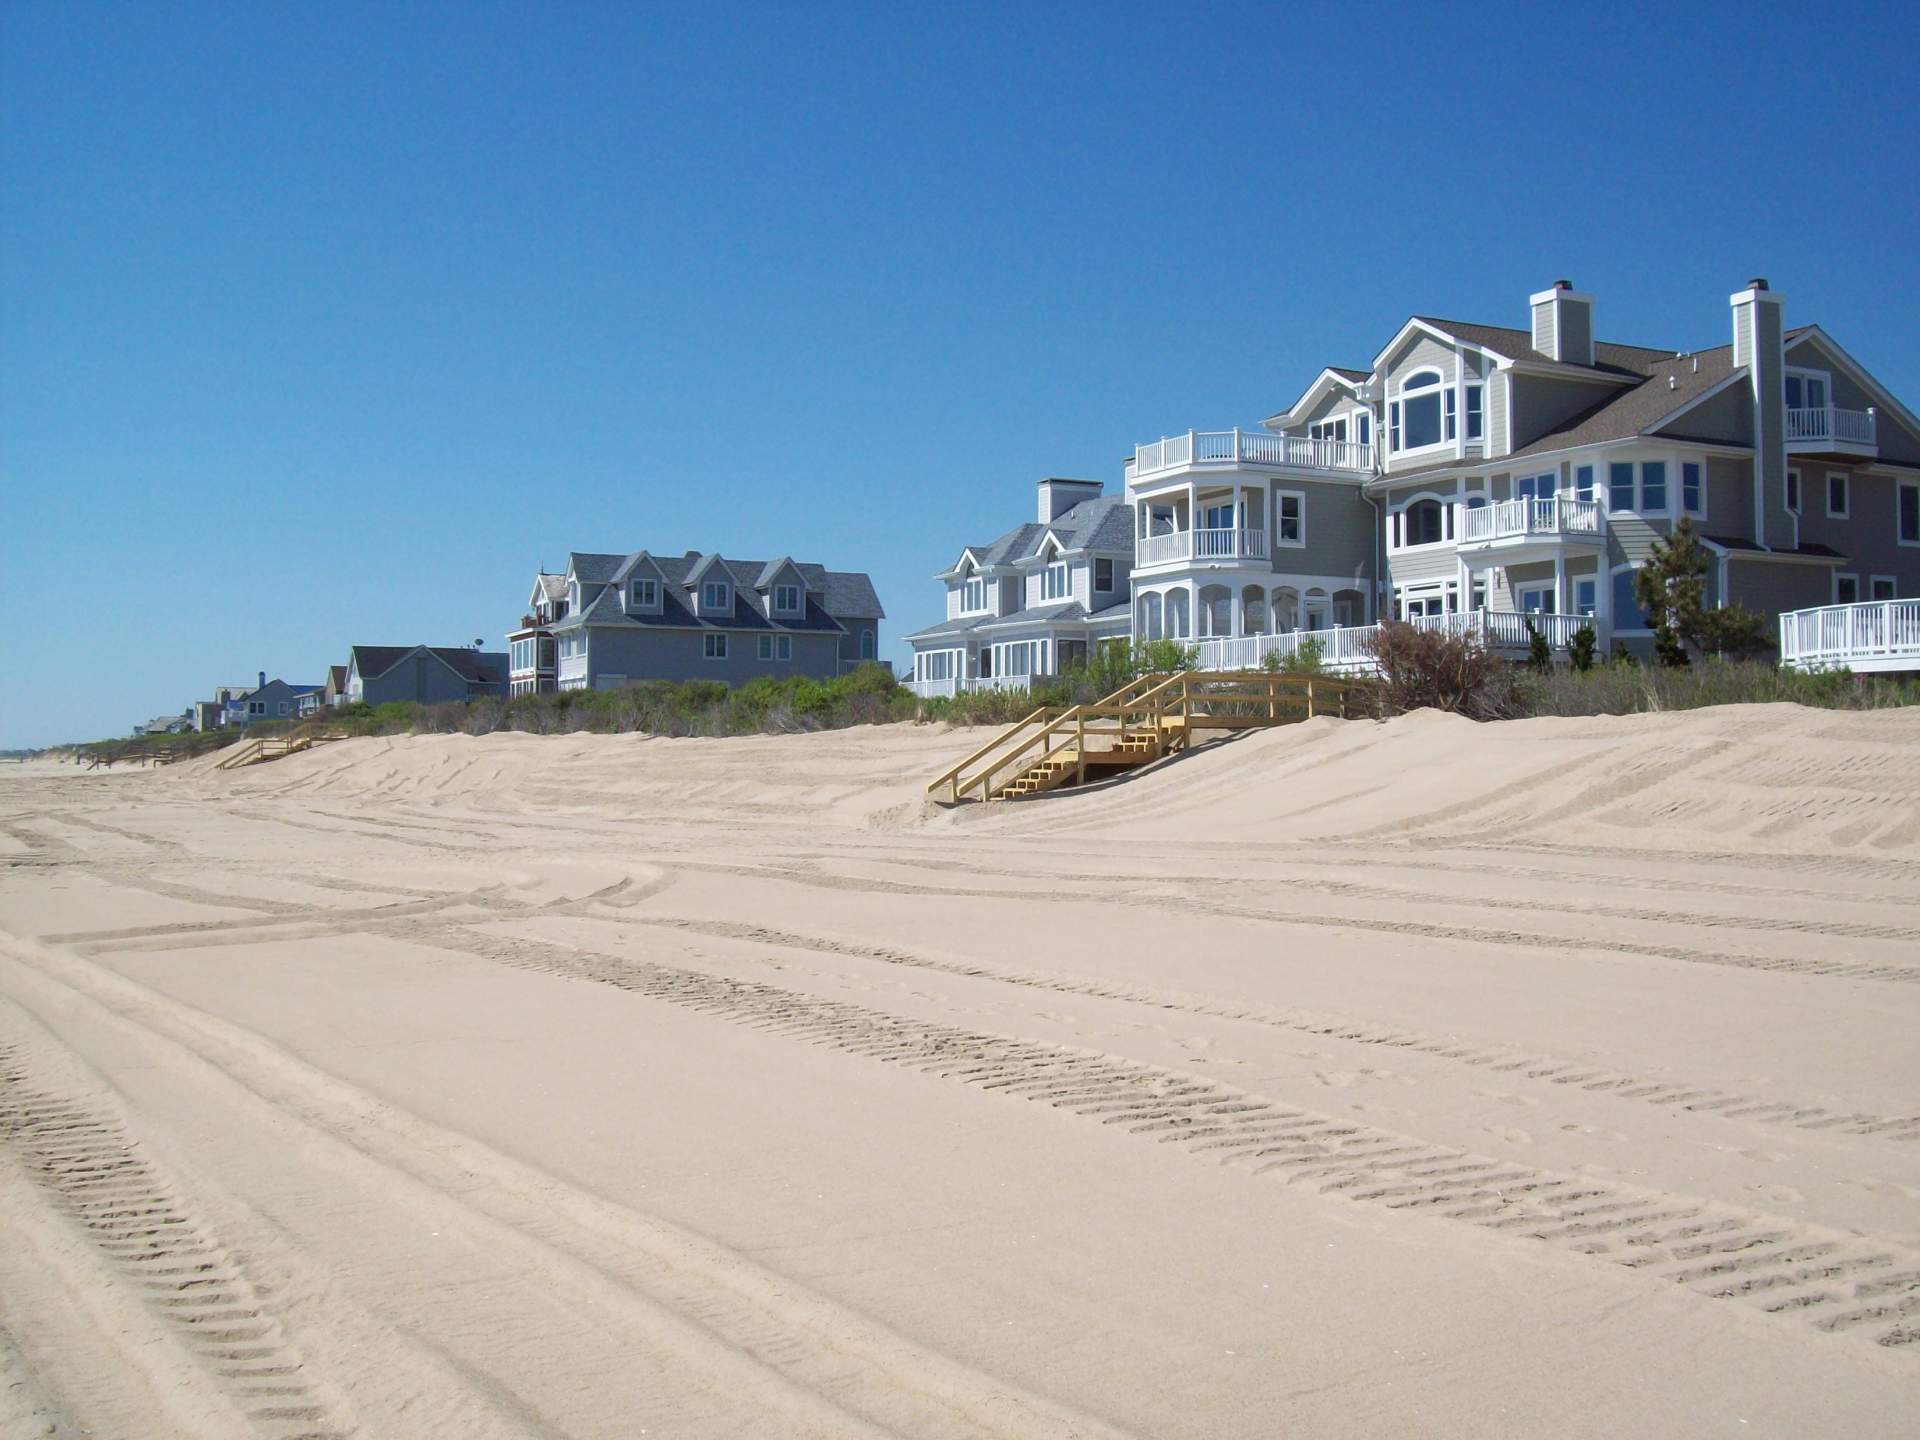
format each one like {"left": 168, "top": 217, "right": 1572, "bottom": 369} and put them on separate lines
{"left": 413, "top": 922, "right": 1920, "bottom": 1353}
{"left": 0, "top": 1035, "right": 350, "bottom": 1440}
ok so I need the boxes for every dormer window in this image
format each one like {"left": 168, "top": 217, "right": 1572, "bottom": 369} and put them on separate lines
{"left": 773, "top": 583, "right": 800, "bottom": 614}
{"left": 630, "top": 578, "right": 658, "bottom": 609}
{"left": 1390, "top": 370, "right": 1445, "bottom": 452}
{"left": 1041, "top": 561, "right": 1069, "bottom": 602}
{"left": 701, "top": 581, "right": 731, "bottom": 612}
{"left": 568, "top": 581, "right": 580, "bottom": 610}
{"left": 961, "top": 576, "right": 987, "bottom": 613}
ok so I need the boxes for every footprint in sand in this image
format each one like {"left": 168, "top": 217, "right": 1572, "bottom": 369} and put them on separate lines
{"left": 1751, "top": 1183, "right": 1805, "bottom": 1206}
{"left": 1487, "top": 1125, "right": 1533, "bottom": 1146}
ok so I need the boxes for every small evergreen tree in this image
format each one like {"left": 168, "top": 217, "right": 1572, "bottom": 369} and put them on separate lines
{"left": 1568, "top": 622, "right": 1597, "bottom": 672}
{"left": 1636, "top": 516, "right": 1712, "bottom": 667}
{"left": 1524, "top": 616, "right": 1553, "bottom": 672}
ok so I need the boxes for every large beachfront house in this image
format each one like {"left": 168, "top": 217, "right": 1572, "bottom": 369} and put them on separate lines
{"left": 904, "top": 479, "right": 1134, "bottom": 694}
{"left": 515, "top": 549, "right": 884, "bottom": 692}
{"left": 908, "top": 277, "right": 1920, "bottom": 691}
{"left": 345, "top": 646, "right": 509, "bottom": 706}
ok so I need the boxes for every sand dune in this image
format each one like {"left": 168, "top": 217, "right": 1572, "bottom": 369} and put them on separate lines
{"left": 2, "top": 704, "right": 1917, "bottom": 1437}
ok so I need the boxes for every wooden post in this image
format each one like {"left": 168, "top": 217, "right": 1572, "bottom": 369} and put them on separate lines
{"left": 1306, "top": 679, "right": 1316, "bottom": 718}
{"left": 1339, "top": 684, "right": 1348, "bottom": 719}
{"left": 1076, "top": 709, "right": 1086, "bottom": 785}
{"left": 1268, "top": 674, "right": 1277, "bottom": 722}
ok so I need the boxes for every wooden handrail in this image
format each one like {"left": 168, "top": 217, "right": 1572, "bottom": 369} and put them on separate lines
{"left": 925, "top": 704, "right": 1058, "bottom": 797}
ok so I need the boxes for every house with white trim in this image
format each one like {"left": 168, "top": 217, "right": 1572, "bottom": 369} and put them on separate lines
{"left": 905, "top": 479, "right": 1134, "bottom": 695}
{"left": 908, "top": 277, "right": 1919, "bottom": 688}
{"left": 528, "top": 550, "right": 884, "bottom": 691}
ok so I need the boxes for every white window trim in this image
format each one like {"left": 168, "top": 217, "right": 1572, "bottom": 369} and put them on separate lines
{"left": 1389, "top": 369, "right": 1450, "bottom": 459}
{"left": 1465, "top": 383, "right": 1484, "bottom": 442}
{"left": 1388, "top": 490, "right": 1452, "bottom": 551}
{"left": 1041, "top": 560, "right": 1069, "bottom": 602}
{"left": 1899, "top": 479, "right": 1920, "bottom": 547}
{"left": 702, "top": 581, "right": 732, "bottom": 612}
{"left": 1834, "top": 571, "right": 1860, "bottom": 605}
{"left": 772, "top": 583, "right": 800, "bottom": 614}
{"left": 1093, "top": 556, "right": 1114, "bottom": 594}
{"left": 704, "top": 633, "right": 729, "bottom": 659}
{"left": 1610, "top": 561, "right": 1652, "bottom": 635}
{"left": 960, "top": 574, "right": 988, "bottom": 615}
{"left": 1825, "top": 471, "right": 1849, "bottom": 520}
{"left": 1784, "top": 365, "right": 1831, "bottom": 409}
{"left": 1869, "top": 574, "right": 1897, "bottom": 601}
{"left": 1680, "top": 459, "right": 1708, "bottom": 520}
{"left": 630, "top": 578, "right": 657, "bottom": 608}
{"left": 1786, "top": 467, "right": 1801, "bottom": 515}
{"left": 1516, "top": 470, "right": 1558, "bottom": 501}
{"left": 1274, "top": 489, "right": 1306, "bottom": 548}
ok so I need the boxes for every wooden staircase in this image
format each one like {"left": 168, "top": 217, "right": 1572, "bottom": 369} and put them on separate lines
{"left": 215, "top": 724, "right": 351, "bottom": 770}
{"left": 926, "top": 670, "right": 1373, "bottom": 805}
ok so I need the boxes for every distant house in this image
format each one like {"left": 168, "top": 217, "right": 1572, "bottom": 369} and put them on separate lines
{"left": 522, "top": 549, "right": 885, "bottom": 692}
{"left": 136, "top": 713, "right": 191, "bottom": 736}
{"left": 345, "top": 646, "right": 509, "bottom": 706}
{"left": 225, "top": 672, "right": 321, "bottom": 726}
{"left": 297, "top": 665, "right": 350, "bottom": 718}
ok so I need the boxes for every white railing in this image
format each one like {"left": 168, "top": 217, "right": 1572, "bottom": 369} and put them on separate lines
{"left": 1458, "top": 496, "right": 1605, "bottom": 544}
{"left": 1138, "top": 527, "right": 1270, "bottom": 568}
{"left": 557, "top": 654, "right": 588, "bottom": 682}
{"left": 1412, "top": 610, "right": 1589, "bottom": 649}
{"left": 1779, "top": 600, "right": 1920, "bottom": 673}
{"left": 1192, "top": 624, "right": 1381, "bottom": 674}
{"left": 1786, "top": 405, "right": 1876, "bottom": 446}
{"left": 905, "top": 673, "right": 1038, "bottom": 700}
{"left": 1132, "top": 428, "right": 1375, "bottom": 478}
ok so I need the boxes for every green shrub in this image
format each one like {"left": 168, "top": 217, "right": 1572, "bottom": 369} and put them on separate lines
{"left": 1568, "top": 623, "right": 1597, "bottom": 672}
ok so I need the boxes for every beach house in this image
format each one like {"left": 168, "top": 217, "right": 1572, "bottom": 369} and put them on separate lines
{"left": 344, "top": 646, "right": 509, "bottom": 706}
{"left": 904, "top": 479, "right": 1135, "bottom": 696}
{"left": 521, "top": 550, "right": 884, "bottom": 692}
{"left": 909, "top": 278, "right": 1920, "bottom": 689}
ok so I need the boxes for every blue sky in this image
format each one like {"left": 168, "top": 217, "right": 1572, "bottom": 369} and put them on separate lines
{"left": 5, "top": 1, "right": 1919, "bottom": 747}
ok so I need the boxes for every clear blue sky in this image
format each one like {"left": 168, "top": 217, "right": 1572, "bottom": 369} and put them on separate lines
{"left": 6, "top": 1, "right": 1918, "bottom": 747}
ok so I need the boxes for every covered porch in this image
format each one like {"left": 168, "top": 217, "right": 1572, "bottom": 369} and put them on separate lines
{"left": 1132, "top": 576, "right": 1373, "bottom": 644}
{"left": 1134, "top": 480, "right": 1275, "bottom": 569}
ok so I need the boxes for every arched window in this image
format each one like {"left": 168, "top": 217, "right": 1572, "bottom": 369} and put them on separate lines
{"left": 1241, "top": 586, "right": 1267, "bottom": 635}
{"left": 1165, "top": 588, "right": 1191, "bottom": 639}
{"left": 1139, "top": 592, "right": 1163, "bottom": 640}
{"left": 1390, "top": 369, "right": 1445, "bottom": 452}
{"left": 1403, "top": 498, "right": 1446, "bottom": 546}
{"left": 1198, "top": 585, "right": 1232, "bottom": 638}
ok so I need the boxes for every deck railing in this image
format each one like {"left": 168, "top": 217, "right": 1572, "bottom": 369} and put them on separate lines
{"left": 1458, "top": 497, "right": 1604, "bottom": 544}
{"left": 905, "top": 673, "right": 1038, "bottom": 700}
{"left": 1411, "top": 610, "right": 1589, "bottom": 649}
{"left": 1132, "top": 428, "right": 1374, "bottom": 478}
{"left": 1786, "top": 405, "right": 1876, "bottom": 446}
{"left": 1137, "top": 526, "right": 1270, "bottom": 568}
{"left": 1779, "top": 600, "right": 1920, "bottom": 672}
{"left": 1191, "top": 624, "right": 1381, "bottom": 674}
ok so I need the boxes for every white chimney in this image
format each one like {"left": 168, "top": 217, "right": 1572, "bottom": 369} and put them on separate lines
{"left": 1530, "top": 280, "right": 1595, "bottom": 366}
{"left": 1036, "top": 477, "right": 1102, "bottom": 524}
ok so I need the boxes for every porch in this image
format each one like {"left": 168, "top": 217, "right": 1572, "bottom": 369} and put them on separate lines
{"left": 1785, "top": 405, "right": 1876, "bottom": 460}
{"left": 1778, "top": 599, "right": 1920, "bottom": 673}
{"left": 1457, "top": 496, "right": 1606, "bottom": 550}
{"left": 1129, "top": 428, "right": 1374, "bottom": 480}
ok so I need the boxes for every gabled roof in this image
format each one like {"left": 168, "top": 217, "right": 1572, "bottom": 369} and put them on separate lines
{"left": 1409, "top": 316, "right": 1677, "bottom": 380}
{"left": 1504, "top": 344, "right": 1743, "bottom": 459}
{"left": 753, "top": 556, "right": 807, "bottom": 590}
{"left": 1265, "top": 366, "right": 1370, "bottom": 429}
{"left": 683, "top": 551, "right": 731, "bottom": 589}
{"left": 550, "top": 549, "right": 881, "bottom": 621}
{"left": 946, "top": 496, "right": 1133, "bottom": 578}
{"left": 348, "top": 645, "right": 508, "bottom": 684}
{"left": 566, "top": 552, "right": 626, "bottom": 585}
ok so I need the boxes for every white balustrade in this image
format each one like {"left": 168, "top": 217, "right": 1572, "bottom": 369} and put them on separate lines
{"left": 1787, "top": 405, "right": 1876, "bottom": 446}
{"left": 1138, "top": 526, "right": 1270, "bottom": 568}
{"left": 1137, "top": 531, "right": 1192, "bottom": 567}
{"left": 1412, "top": 610, "right": 1589, "bottom": 649}
{"left": 1458, "top": 497, "right": 1604, "bottom": 544}
{"left": 1132, "top": 428, "right": 1375, "bottom": 478}
{"left": 1778, "top": 600, "right": 1920, "bottom": 673}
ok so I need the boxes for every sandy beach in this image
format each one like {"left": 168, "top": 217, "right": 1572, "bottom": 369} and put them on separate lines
{"left": 2, "top": 704, "right": 1917, "bottom": 1439}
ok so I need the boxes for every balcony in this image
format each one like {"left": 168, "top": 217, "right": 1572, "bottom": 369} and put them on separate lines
{"left": 904, "top": 673, "right": 1035, "bottom": 700}
{"left": 1779, "top": 600, "right": 1920, "bottom": 674}
{"left": 1137, "top": 527, "right": 1271, "bottom": 569}
{"left": 1786, "top": 405, "right": 1876, "bottom": 458}
{"left": 1457, "top": 496, "right": 1606, "bottom": 551}
{"left": 1131, "top": 428, "right": 1374, "bottom": 481}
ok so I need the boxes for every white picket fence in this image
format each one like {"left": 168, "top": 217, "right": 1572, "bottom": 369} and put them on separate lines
{"left": 1778, "top": 600, "right": 1920, "bottom": 674}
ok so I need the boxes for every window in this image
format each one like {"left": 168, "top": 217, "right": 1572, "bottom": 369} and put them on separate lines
{"left": 961, "top": 576, "right": 986, "bottom": 612}
{"left": 1786, "top": 469, "right": 1801, "bottom": 513}
{"left": 1573, "top": 578, "right": 1597, "bottom": 616}
{"left": 1827, "top": 472, "right": 1849, "bottom": 519}
{"left": 1517, "top": 472, "right": 1557, "bottom": 502}
{"left": 1784, "top": 371, "right": 1829, "bottom": 411}
{"left": 630, "top": 578, "right": 657, "bottom": 608}
{"left": 1356, "top": 412, "right": 1372, "bottom": 446}
{"left": 1400, "top": 590, "right": 1445, "bottom": 619}
{"left": 1682, "top": 462, "right": 1703, "bottom": 515}
{"left": 1392, "top": 370, "right": 1444, "bottom": 451}
{"left": 1465, "top": 385, "right": 1484, "bottom": 440}
{"left": 703, "top": 633, "right": 728, "bottom": 659}
{"left": 861, "top": 629, "right": 876, "bottom": 660}
{"left": 1871, "top": 576, "right": 1897, "bottom": 601}
{"left": 1041, "top": 561, "right": 1069, "bottom": 601}
{"left": 1309, "top": 417, "right": 1349, "bottom": 442}
{"left": 248, "top": 701, "right": 265, "bottom": 715}
{"left": 1516, "top": 585, "right": 1553, "bottom": 615}
{"left": 773, "top": 583, "right": 800, "bottom": 613}
{"left": 1202, "top": 502, "right": 1235, "bottom": 531}
{"left": 1835, "top": 573, "right": 1860, "bottom": 605}
{"left": 1276, "top": 492, "right": 1303, "bottom": 545}
{"left": 277, "top": 702, "right": 290, "bottom": 716}
{"left": 1900, "top": 481, "right": 1920, "bottom": 545}
{"left": 758, "top": 634, "right": 792, "bottom": 661}
{"left": 1444, "top": 388, "right": 1457, "bottom": 441}
{"left": 916, "top": 650, "right": 954, "bottom": 682}
{"left": 1093, "top": 557, "right": 1114, "bottom": 593}
{"left": 1573, "top": 465, "right": 1596, "bottom": 502}
{"left": 1609, "top": 461, "right": 1635, "bottom": 509}
{"left": 1639, "top": 461, "right": 1668, "bottom": 512}
{"left": 1402, "top": 498, "right": 1445, "bottom": 546}
{"left": 702, "top": 581, "right": 731, "bottom": 611}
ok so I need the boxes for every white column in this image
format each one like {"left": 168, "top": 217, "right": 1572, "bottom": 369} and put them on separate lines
{"left": 1553, "top": 551, "right": 1567, "bottom": 615}
{"left": 1231, "top": 587, "right": 1244, "bottom": 638}
{"left": 1186, "top": 484, "right": 1196, "bottom": 532}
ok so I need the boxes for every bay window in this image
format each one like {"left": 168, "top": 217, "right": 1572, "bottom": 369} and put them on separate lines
{"left": 1392, "top": 370, "right": 1444, "bottom": 451}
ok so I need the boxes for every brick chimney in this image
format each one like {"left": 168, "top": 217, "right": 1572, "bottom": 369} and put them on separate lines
{"left": 1530, "top": 280, "right": 1595, "bottom": 366}
{"left": 1731, "top": 278, "right": 1787, "bottom": 549}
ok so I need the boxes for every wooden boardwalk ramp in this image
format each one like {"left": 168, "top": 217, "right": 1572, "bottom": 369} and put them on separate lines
{"left": 214, "top": 725, "right": 352, "bottom": 771}
{"left": 925, "top": 670, "right": 1374, "bottom": 805}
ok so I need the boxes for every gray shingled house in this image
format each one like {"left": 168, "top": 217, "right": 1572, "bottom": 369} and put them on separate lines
{"left": 905, "top": 478, "right": 1135, "bottom": 695}
{"left": 533, "top": 550, "right": 884, "bottom": 691}
{"left": 345, "top": 646, "right": 509, "bottom": 706}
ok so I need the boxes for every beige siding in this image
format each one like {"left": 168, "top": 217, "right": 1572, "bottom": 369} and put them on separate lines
{"left": 1726, "top": 558, "right": 1831, "bottom": 620}
{"left": 1384, "top": 544, "right": 1459, "bottom": 587}
{"left": 1281, "top": 479, "right": 1375, "bottom": 581}
{"left": 1509, "top": 374, "right": 1621, "bottom": 451}
{"left": 1659, "top": 383, "right": 1751, "bottom": 445}
{"left": 1488, "top": 372, "right": 1508, "bottom": 455}
{"left": 1608, "top": 514, "right": 1670, "bottom": 569}
{"left": 1797, "top": 471, "right": 1920, "bottom": 594}
{"left": 1386, "top": 333, "right": 1457, "bottom": 388}
{"left": 1753, "top": 301, "right": 1792, "bottom": 551}
{"left": 1705, "top": 456, "right": 1754, "bottom": 540}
